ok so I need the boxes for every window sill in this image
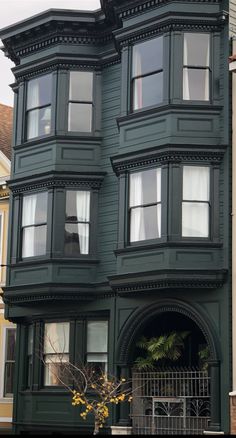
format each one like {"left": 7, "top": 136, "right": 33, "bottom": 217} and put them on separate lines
{"left": 0, "top": 398, "right": 13, "bottom": 404}
{"left": 117, "top": 102, "right": 223, "bottom": 126}
{"left": 12, "top": 256, "right": 99, "bottom": 267}
{"left": 115, "top": 240, "right": 222, "bottom": 255}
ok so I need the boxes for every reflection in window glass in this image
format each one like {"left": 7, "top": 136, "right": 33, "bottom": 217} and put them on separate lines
{"left": 68, "top": 71, "right": 93, "bottom": 132}
{"left": 183, "top": 33, "right": 210, "bottom": 101}
{"left": 26, "top": 74, "right": 52, "bottom": 139}
{"left": 44, "top": 322, "right": 70, "bottom": 386}
{"left": 65, "top": 191, "right": 90, "bottom": 256}
{"left": 86, "top": 321, "right": 108, "bottom": 374}
{"left": 132, "top": 36, "right": 163, "bottom": 110}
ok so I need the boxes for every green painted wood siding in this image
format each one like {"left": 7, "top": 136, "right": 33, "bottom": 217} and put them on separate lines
{"left": 97, "top": 64, "right": 121, "bottom": 282}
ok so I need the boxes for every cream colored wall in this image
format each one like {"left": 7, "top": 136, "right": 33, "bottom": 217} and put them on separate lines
{"left": 0, "top": 154, "right": 14, "bottom": 427}
{"left": 0, "top": 311, "right": 14, "bottom": 424}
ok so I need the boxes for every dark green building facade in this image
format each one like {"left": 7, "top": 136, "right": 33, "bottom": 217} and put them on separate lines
{"left": 0, "top": 0, "right": 234, "bottom": 434}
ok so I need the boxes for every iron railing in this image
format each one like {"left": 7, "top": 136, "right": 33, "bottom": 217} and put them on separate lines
{"left": 131, "top": 368, "right": 210, "bottom": 435}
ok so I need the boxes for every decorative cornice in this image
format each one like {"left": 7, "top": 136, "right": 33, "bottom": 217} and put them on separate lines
{"left": 110, "top": 277, "right": 226, "bottom": 295}
{"left": 10, "top": 177, "right": 105, "bottom": 195}
{"left": 14, "top": 55, "right": 121, "bottom": 81}
{"left": 117, "top": 0, "right": 222, "bottom": 21}
{"left": 117, "top": 20, "right": 223, "bottom": 47}
{"left": 111, "top": 149, "right": 225, "bottom": 175}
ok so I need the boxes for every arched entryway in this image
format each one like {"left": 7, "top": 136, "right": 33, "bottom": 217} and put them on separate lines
{"left": 116, "top": 299, "right": 221, "bottom": 435}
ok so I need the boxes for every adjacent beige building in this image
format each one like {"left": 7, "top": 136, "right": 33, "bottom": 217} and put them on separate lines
{"left": 0, "top": 103, "right": 15, "bottom": 433}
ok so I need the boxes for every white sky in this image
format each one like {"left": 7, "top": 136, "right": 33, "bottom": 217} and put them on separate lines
{"left": 0, "top": 0, "right": 101, "bottom": 107}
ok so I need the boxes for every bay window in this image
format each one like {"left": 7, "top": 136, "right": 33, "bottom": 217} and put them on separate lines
{"left": 183, "top": 33, "right": 210, "bottom": 101}
{"left": 43, "top": 322, "right": 70, "bottom": 386}
{"left": 129, "top": 168, "right": 161, "bottom": 242}
{"left": 21, "top": 191, "right": 48, "bottom": 258}
{"left": 182, "top": 166, "right": 210, "bottom": 238}
{"left": 26, "top": 73, "right": 52, "bottom": 140}
{"left": 131, "top": 36, "right": 163, "bottom": 111}
{"left": 68, "top": 71, "right": 93, "bottom": 132}
{"left": 65, "top": 190, "right": 90, "bottom": 256}
{"left": 86, "top": 321, "right": 108, "bottom": 374}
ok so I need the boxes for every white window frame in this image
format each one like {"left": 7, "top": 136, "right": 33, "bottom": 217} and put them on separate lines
{"left": 0, "top": 325, "right": 16, "bottom": 402}
{"left": 0, "top": 211, "right": 4, "bottom": 284}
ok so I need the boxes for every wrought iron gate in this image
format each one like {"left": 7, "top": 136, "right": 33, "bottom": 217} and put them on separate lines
{"left": 131, "top": 369, "right": 210, "bottom": 435}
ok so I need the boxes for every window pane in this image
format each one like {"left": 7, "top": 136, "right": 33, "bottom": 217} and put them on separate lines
{"left": 68, "top": 103, "right": 92, "bottom": 132}
{"left": 69, "top": 71, "right": 93, "bottom": 101}
{"left": 22, "top": 225, "right": 47, "bottom": 258}
{"left": 182, "top": 202, "right": 209, "bottom": 237}
{"left": 22, "top": 192, "right": 48, "bottom": 226}
{"left": 132, "top": 36, "right": 163, "bottom": 77}
{"left": 87, "top": 354, "right": 108, "bottom": 374}
{"left": 183, "top": 68, "right": 209, "bottom": 101}
{"left": 133, "top": 72, "right": 163, "bottom": 110}
{"left": 66, "top": 191, "right": 90, "bottom": 222}
{"left": 130, "top": 204, "right": 161, "bottom": 242}
{"left": 184, "top": 33, "right": 210, "bottom": 67}
{"left": 27, "top": 107, "right": 51, "bottom": 139}
{"left": 28, "top": 325, "right": 33, "bottom": 355}
{"left": 87, "top": 321, "right": 108, "bottom": 353}
{"left": 130, "top": 169, "right": 161, "bottom": 207}
{"left": 183, "top": 166, "right": 210, "bottom": 201}
{"left": 44, "top": 323, "right": 70, "bottom": 354}
{"left": 44, "top": 354, "right": 69, "bottom": 386}
{"left": 65, "top": 223, "right": 89, "bottom": 256}
{"left": 27, "top": 74, "right": 52, "bottom": 109}
{"left": 6, "top": 329, "right": 16, "bottom": 361}
{"left": 4, "top": 363, "right": 15, "bottom": 396}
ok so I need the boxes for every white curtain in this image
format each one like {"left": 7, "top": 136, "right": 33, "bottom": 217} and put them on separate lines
{"left": 183, "top": 34, "right": 190, "bottom": 100}
{"left": 130, "top": 172, "right": 145, "bottom": 241}
{"left": 27, "top": 79, "right": 39, "bottom": 139}
{"left": 76, "top": 191, "right": 90, "bottom": 254}
{"left": 204, "top": 39, "right": 210, "bottom": 100}
{"left": 182, "top": 166, "right": 210, "bottom": 237}
{"left": 22, "top": 194, "right": 37, "bottom": 258}
{"left": 183, "top": 33, "right": 210, "bottom": 101}
{"left": 133, "top": 46, "right": 143, "bottom": 110}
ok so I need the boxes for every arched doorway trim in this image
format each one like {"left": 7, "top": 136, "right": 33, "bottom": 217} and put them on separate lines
{"left": 116, "top": 298, "right": 220, "bottom": 365}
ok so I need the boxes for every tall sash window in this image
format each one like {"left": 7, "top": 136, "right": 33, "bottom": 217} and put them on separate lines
{"left": 21, "top": 192, "right": 48, "bottom": 258}
{"left": 182, "top": 166, "right": 210, "bottom": 238}
{"left": 26, "top": 73, "right": 52, "bottom": 140}
{"left": 43, "top": 322, "right": 70, "bottom": 386}
{"left": 129, "top": 168, "right": 161, "bottom": 242}
{"left": 65, "top": 190, "right": 91, "bottom": 256}
{"left": 68, "top": 71, "right": 93, "bottom": 132}
{"left": 183, "top": 33, "right": 210, "bottom": 101}
{"left": 131, "top": 36, "right": 163, "bottom": 111}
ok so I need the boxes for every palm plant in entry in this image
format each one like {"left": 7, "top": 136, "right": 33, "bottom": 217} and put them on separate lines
{"left": 134, "top": 331, "right": 190, "bottom": 370}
